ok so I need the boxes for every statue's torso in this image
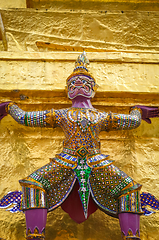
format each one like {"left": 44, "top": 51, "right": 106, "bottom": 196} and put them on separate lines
{"left": 54, "top": 108, "right": 107, "bottom": 155}
{"left": 8, "top": 104, "right": 141, "bottom": 163}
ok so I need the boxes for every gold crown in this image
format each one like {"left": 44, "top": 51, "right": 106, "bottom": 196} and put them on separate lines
{"left": 66, "top": 52, "right": 96, "bottom": 83}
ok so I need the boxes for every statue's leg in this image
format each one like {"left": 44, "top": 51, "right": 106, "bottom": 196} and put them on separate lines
{"left": 119, "top": 213, "right": 141, "bottom": 240}
{"left": 118, "top": 190, "right": 142, "bottom": 240}
{"left": 25, "top": 208, "right": 47, "bottom": 240}
{"left": 20, "top": 160, "right": 76, "bottom": 239}
{"left": 20, "top": 185, "right": 48, "bottom": 240}
{"left": 89, "top": 164, "right": 143, "bottom": 239}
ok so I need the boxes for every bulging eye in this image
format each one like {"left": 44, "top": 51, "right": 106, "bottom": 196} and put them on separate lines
{"left": 71, "top": 80, "right": 75, "bottom": 85}
{"left": 82, "top": 80, "right": 86, "bottom": 84}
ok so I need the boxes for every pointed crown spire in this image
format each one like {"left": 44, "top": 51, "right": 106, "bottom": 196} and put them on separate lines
{"left": 74, "top": 51, "right": 89, "bottom": 72}
{"left": 66, "top": 51, "right": 96, "bottom": 83}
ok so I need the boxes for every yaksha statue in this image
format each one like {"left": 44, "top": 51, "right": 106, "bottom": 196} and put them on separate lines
{"left": 0, "top": 52, "right": 159, "bottom": 240}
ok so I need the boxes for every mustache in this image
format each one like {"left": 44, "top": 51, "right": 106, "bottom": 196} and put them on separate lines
{"left": 69, "top": 85, "right": 91, "bottom": 93}
{"left": 75, "top": 85, "right": 84, "bottom": 89}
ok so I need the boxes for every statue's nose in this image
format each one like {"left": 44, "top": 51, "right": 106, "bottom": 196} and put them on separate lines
{"left": 75, "top": 78, "right": 83, "bottom": 85}
{"left": 75, "top": 80, "right": 83, "bottom": 86}
{"left": 74, "top": 79, "right": 84, "bottom": 89}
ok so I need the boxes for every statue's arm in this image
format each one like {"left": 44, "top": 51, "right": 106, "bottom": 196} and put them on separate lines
{"left": 106, "top": 107, "right": 142, "bottom": 131}
{"left": 0, "top": 102, "right": 57, "bottom": 128}
{"left": 103, "top": 105, "right": 159, "bottom": 131}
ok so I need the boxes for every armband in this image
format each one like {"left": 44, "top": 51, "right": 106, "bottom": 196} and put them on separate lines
{"left": 129, "top": 106, "right": 142, "bottom": 117}
{"left": 5, "top": 102, "right": 15, "bottom": 114}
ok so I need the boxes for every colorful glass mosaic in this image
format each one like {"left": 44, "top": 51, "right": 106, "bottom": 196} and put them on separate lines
{"left": 5, "top": 104, "right": 144, "bottom": 218}
{"left": 21, "top": 161, "right": 76, "bottom": 211}
{"left": 89, "top": 164, "right": 142, "bottom": 216}
{"left": 7, "top": 105, "right": 141, "bottom": 133}
{"left": 20, "top": 186, "right": 47, "bottom": 210}
{"left": 1, "top": 189, "right": 158, "bottom": 218}
{"left": 140, "top": 192, "right": 159, "bottom": 215}
{"left": 73, "top": 155, "right": 92, "bottom": 218}
{"left": 118, "top": 190, "right": 142, "bottom": 214}
{"left": 0, "top": 191, "right": 22, "bottom": 213}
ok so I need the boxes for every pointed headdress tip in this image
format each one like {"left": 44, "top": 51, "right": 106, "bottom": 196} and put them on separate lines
{"left": 66, "top": 51, "right": 96, "bottom": 83}
{"left": 74, "top": 51, "right": 89, "bottom": 72}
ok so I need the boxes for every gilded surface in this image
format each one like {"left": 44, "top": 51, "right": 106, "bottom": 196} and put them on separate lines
{"left": 0, "top": 9, "right": 159, "bottom": 52}
{"left": 26, "top": 0, "right": 159, "bottom": 11}
{"left": 0, "top": 0, "right": 159, "bottom": 240}
{"left": 0, "top": 52, "right": 159, "bottom": 93}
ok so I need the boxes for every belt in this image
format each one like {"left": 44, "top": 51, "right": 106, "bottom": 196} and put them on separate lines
{"left": 51, "top": 146, "right": 114, "bottom": 169}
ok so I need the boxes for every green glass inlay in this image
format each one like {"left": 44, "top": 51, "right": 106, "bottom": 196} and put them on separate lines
{"left": 26, "top": 187, "right": 30, "bottom": 208}
{"left": 130, "top": 118, "right": 135, "bottom": 129}
{"left": 126, "top": 195, "right": 129, "bottom": 211}
{"left": 24, "top": 113, "right": 28, "bottom": 126}
{"left": 120, "top": 116, "right": 123, "bottom": 128}
{"left": 136, "top": 191, "right": 139, "bottom": 211}
{"left": 36, "top": 189, "right": 39, "bottom": 207}
{"left": 45, "top": 195, "right": 48, "bottom": 208}
{"left": 74, "top": 157, "right": 92, "bottom": 218}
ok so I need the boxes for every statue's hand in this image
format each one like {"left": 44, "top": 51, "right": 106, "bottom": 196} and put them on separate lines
{"left": 0, "top": 102, "right": 11, "bottom": 121}
{"left": 135, "top": 105, "right": 159, "bottom": 124}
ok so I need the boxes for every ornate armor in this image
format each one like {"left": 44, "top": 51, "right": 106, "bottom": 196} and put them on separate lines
{"left": 7, "top": 103, "right": 143, "bottom": 220}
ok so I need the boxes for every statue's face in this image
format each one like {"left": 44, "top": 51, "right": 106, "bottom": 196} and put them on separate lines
{"left": 67, "top": 75, "right": 96, "bottom": 99}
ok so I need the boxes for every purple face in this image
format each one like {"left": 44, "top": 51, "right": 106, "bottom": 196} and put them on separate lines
{"left": 67, "top": 75, "right": 96, "bottom": 99}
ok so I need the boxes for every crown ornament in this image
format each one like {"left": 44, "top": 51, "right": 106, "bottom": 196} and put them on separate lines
{"left": 74, "top": 51, "right": 89, "bottom": 72}
{"left": 66, "top": 51, "right": 96, "bottom": 84}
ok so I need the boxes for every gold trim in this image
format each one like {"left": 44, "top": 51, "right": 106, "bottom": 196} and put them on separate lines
{"left": 27, "top": 234, "right": 44, "bottom": 240}
{"left": 55, "top": 154, "right": 77, "bottom": 166}
{"left": 87, "top": 156, "right": 110, "bottom": 166}
{"left": 119, "top": 186, "right": 142, "bottom": 199}
{"left": 20, "top": 178, "right": 46, "bottom": 194}
{"left": 51, "top": 158, "right": 77, "bottom": 169}
{"left": 89, "top": 161, "right": 113, "bottom": 169}
{"left": 27, "top": 227, "right": 45, "bottom": 240}
{"left": 121, "top": 229, "right": 141, "bottom": 240}
{"left": 45, "top": 109, "right": 56, "bottom": 127}
{"left": 5, "top": 102, "right": 15, "bottom": 113}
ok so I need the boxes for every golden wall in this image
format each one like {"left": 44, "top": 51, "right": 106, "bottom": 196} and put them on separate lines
{"left": 0, "top": 1, "right": 159, "bottom": 240}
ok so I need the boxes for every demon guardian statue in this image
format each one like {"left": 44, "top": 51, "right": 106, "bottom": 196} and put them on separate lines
{"left": 0, "top": 52, "right": 159, "bottom": 240}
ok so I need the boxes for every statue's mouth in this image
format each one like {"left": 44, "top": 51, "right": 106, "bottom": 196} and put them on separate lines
{"left": 69, "top": 84, "right": 91, "bottom": 93}
{"left": 68, "top": 86, "right": 93, "bottom": 99}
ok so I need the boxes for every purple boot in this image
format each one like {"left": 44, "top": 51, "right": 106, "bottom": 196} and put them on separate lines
{"left": 25, "top": 209, "right": 47, "bottom": 240}
{"left": 119, "top": 213, "right": 141, "bottom": 240}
